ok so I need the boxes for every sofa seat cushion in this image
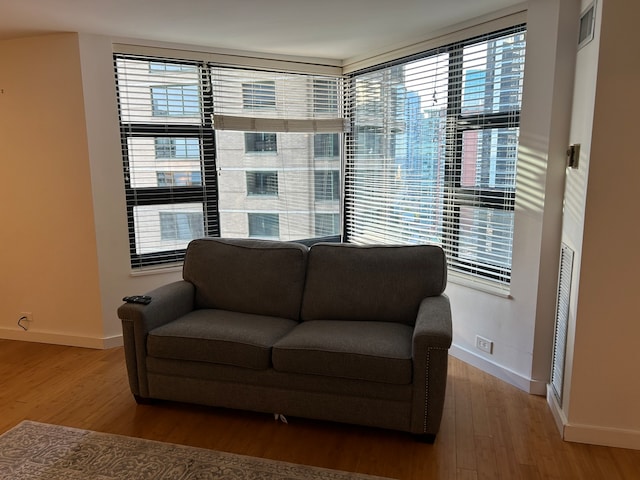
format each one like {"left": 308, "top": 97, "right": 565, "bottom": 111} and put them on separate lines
{"left": 272, "top": 320, "right": 413, "bottom": 385}
{"left": 147, "top": 309, "right": 298, "bottom": 370}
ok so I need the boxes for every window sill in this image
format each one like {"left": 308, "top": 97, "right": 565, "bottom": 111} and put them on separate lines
{"left": 129, "top": 263, "right": 183, "bottom": 277}
{"left": 447, "top": 270, "right": 512, "bottom": 299}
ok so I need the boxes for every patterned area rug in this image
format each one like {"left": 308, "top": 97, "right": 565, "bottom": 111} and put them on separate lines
{"left": 0, "top": 421, "right": 392, "bottom": 480}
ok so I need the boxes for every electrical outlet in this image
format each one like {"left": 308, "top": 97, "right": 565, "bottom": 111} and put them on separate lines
{"left": 476, "top": 335, "right": 493, "bottom": 354}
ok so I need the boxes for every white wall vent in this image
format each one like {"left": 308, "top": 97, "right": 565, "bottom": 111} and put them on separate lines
{"left": 578, "top": 1, "right": 596, "bottom": 50}
{"left": 551, "top": 243, "right": 574, "bottom": 405}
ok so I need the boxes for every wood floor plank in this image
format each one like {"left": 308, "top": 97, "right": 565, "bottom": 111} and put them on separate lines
{"left": 468, "top": 363, "right": 492, "bottom": 437}
{"left": 1, "top": 339, "right": 639, "bottom": 480}
{"left": 453, "top": 360, "right": 477, "bottom": 471}
{"left": 473, "top": 434, "right": 499, "bottom": 480}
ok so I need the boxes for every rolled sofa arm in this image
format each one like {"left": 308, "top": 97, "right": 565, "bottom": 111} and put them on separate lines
{"left": 117, "top": 280, "right": 195, "bottom": 398}
{"left": 410, "top": 295, "right": 452, "bottom": 437}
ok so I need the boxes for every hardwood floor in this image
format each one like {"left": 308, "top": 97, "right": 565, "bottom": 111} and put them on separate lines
{"left": 1, "top": 339, "right": 638, "bottom": 479}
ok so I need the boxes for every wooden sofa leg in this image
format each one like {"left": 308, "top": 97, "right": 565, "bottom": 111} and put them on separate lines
{"left": 415, "top": 433, "right": 436, "bottom": 443}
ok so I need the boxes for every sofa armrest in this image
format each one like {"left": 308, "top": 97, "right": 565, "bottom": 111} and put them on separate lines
{"left": 118, "top": 280, "right": 195, "bottom": 398}
{"left": 412, "top": 295, "right": 452, "bottom": 351}
{"left": 410, "top": 295, "right": 452, "bottom": 436}
{"left": 118, "top": 280, "right": 195, "bottom": 332}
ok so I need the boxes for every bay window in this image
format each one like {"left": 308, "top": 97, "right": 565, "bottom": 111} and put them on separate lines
{"left": 115, "top": 23, "right": 526, "bottom": 288}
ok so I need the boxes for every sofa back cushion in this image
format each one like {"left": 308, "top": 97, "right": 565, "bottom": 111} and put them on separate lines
{"left": 300, "top": 243, "right": 447, "bottom": 326}
{"left": 183, "top": 238, "right": 308, "bottom": 320}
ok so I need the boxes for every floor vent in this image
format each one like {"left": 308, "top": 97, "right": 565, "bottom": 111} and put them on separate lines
{"left": 551, "top": 243, "right": 574, "bottom": 405}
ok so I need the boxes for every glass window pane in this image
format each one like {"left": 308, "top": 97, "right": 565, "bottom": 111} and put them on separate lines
{"left": 216, "top": 131, "right": 341, "bottom": 240}
{"left": 458, "top": 206, "right": 514, "bottom": 273}
{"left": 315, "top": 213, "right": 340, "bottom": 236}
{"left": 461, "top": 128, "right": 518, "bottom": 190}
{"left": 156, "top": 171, "right": 202, "bottom": 186}
{"left": 133, "top": 203, "right": 204, "bottom": 254}
{"left": 151, "top": 85, "right": 200, "bottom": 116}
{"left": 314, "top": 79, "right": 340, "bottom": 114}
{"left": 116, "top": 57, "right": 202, "bottom": 125}
{"left": 245, "top": 133, "right": 277, "bottom": 153}
{"left": 248, "top": 213, "right": 280, "bottom": 238}
{"left": 127, "top": 137, "right": 201, "bottom": 187}
{"left": 314, "top": 170, "right": 339, "bottom": 201}
{"left": 314, "top": 133, "right": 340, "bottom": 158}
{"left": 154, "top": 137, "right": 200, "bottom": 159}
{"left": 462, "top": 33, "right": 526, "bottom": 115}
{"left": 242, "top": 81, "right": 276, "bottom": 110}
{"left": 150, "top": 62, "right": 198, "bottom": 73}
{"left": 247, "top": 171, "right": 278, "bottom": 196}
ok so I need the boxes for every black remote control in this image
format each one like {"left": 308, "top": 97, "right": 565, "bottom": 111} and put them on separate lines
{"left": 123, "top": 295, "right": 152, "bottom": 305}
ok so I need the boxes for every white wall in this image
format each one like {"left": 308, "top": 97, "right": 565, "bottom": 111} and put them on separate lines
{"left": 549, "top": 0, "right": 640, "bottom": 450}
{"left": 77, "top": 34, "right": 183, "bottom": 344}
{"left": 448, "top": 0, "right": 578, "bottom": 395}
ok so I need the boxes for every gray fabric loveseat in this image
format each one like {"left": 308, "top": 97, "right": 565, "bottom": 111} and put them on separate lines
{"left": 118, "top": 238, "right": 452, "bottom": 440}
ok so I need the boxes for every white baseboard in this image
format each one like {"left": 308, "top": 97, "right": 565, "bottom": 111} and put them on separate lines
{"left": 0, "top": 328, "right": 123, "bottom": 349}
{"left": 563, "top": 423, "right": 640, "bottom": 450}
{"left": 449, "top": 344, "right": 547, "bottom": 395}
{"left": 547, "top": 385, "right": 640, "bottom": 450}
{"left": 546, "top": 384, "right": 567, "bottom": 435}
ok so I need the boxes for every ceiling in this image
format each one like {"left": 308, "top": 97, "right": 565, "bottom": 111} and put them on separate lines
{"left": 0, "top": 0, "right": 524, "bottom": 61}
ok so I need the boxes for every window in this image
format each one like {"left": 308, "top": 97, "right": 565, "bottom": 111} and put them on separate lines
{"left": 315, "top": 170, "right": 340, "bottom": 201}
{"left": 150, "top": 62, "right": 198, "bottom": 72}
{"left": 314, "top": 133, "right": 340, "bottom": 159}
{"left": 155, "top": 137, "right": 200, "bottom": 159}
{"left": 315, "top": 213, "right": 340, "bottom": 236}
{"left": 247, "top": 171, "right": 278, "bottom": 196}
{"left": 313, "top": 79, "right": 339, "bottom": 113}
{"left": 116, "top": 56, "right": 344, "bottom": 267}
{"left": 354, "top": 127, "right": 384, "bottom": 157}
{"left": 248, "top": 213, "right": 279, "bottom": 238}
{"left": 242, "top": 81, "right": 276, "bottom": 110}
{"left": 151, "top": 85, "right": 200, "bottom": 116}
{"left": 245, "top": 132, "right": 277, "bottom": 153}
{"left": 344, "top": 25, "right": 526, "bottom": 287}
{"left": 160, "top": 211, "right": 204, "bottom": 240}
{"left": 157, "top": 171, "right": 202, "bottom": 186}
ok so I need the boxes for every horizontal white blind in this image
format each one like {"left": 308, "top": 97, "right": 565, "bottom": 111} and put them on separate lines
{"left": 115, "top": 56, "right": 346, "bottom": 268}
{"left": 210, "top": 67, "right": 344, "bottom": 242}
{"left": 211, "top": 67, "right": 344, "bottom": 131}
{"left": 114, "top": 43, "right": 343, "bottom": 76}
{"left": 344, "top": 26, "right": 526, "bottom": 287}
{"left": 115, "top": 56, "right": 217, "bottom": 268}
